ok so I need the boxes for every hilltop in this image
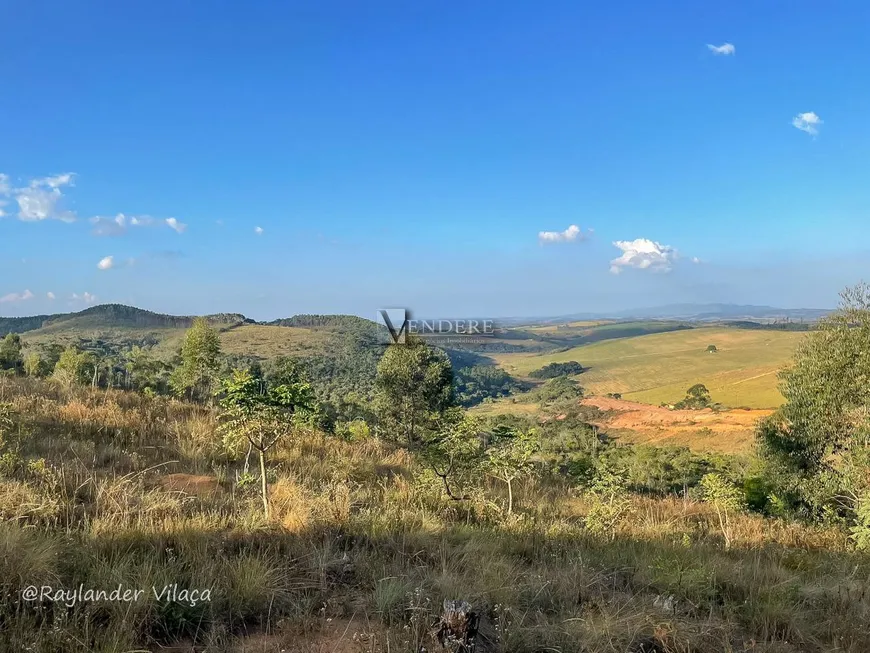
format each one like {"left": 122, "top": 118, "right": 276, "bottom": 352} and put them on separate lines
{"left": 0, "top": 304, "right": 250, "bottom": 337}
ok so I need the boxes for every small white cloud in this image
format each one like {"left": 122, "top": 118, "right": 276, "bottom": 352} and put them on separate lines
{"left": 0, "top": 173, "right": 9, "bottom": 195}
{"left": 0, "top": 289, "right": 35, "bottom": 304}
{"left": 90, "top": 214, "right": 128, "bottom": 236}
{"left": 707, "top": 43, "right": 735, "bottom": 55}
{"left": 70, "top": 292, "right": 97, "bottom": 304}
{"left": 254, "top": 226, "right": 264, "bottom": 235}
{"left": 610, "top": 238, "right": 677, "bottom": 274}
{"left": 165, "top": 217, "right": 187, "bottom": 233}
{"left": 692, "top": 256, "right": 702, "bottom": 264}
{"left": 538, "top": 224, "right": 590, "bottom": 244}
{"left": 47, "top": 291, "right": 56, "bottom": 300}
{"left": 792, "top": 111, "right": 822, "bottom": 136}
{"left": 97, "top": 256, "right": 115, "bottom": 270}
{"left": 91, "top": 213, "right": 163, "bottom": 236}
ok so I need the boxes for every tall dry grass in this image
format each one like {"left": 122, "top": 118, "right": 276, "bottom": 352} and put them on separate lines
{"left": 0, "top": 376, "right": 867, "bottom": 652}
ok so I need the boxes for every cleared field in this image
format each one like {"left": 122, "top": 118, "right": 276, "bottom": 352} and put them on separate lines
{"left": 523, "top": 320, "right": 612, "bottom": 332}
{"left": 218, "top": 324, "right": 334, "bottom": 358}
{"left": 491, "top": 327, "right": 806, "bottom": 409}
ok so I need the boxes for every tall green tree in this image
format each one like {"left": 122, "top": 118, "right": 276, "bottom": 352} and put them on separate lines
{"left": 373, "top": 339, "right": 454, "bottom": 448}
{"left": 758, "top": 283, "right": 870, "bottom": 518}
{"left": 218, "top": 368, "right": 317, "bottom": 517}
{"left": 170, "top": 317, "right": 222, "bottom": 401}
{"left": 0, "top": 334, "right": 22, "bottom": 372}
{"left": 52, "top": 347, "right": 96, "bottom": 387}
{"left": 23, "top": 352, "right": 46, "bottom": 378}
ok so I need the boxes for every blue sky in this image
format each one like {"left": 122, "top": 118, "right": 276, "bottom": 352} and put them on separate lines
{"left": 2, "top": 0, "right": 869, "bottom": 320}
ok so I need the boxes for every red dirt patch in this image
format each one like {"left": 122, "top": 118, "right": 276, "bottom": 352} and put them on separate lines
{"left": 583, "top": 396, "right": 772, "bottom": 454}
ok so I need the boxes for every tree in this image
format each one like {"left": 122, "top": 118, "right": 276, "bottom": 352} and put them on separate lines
{"left": 420, "top": 410, "right": 485, "bottom": 501}
{"left": 218, "top": 368, "right": 317, "bottom": 518}
{"left": 706, "top": 345, "right": 718, "bottom": 353}
{"left": 585, "top": 466, "right": 632, "bottom": 539}
{"left": 484, "top": 425, "right": 540, "bottom": 514}
{"left": 699, "top": 473, "right": 745, "bottom": 548}
{"left": 52, "top": 347, "right": 95, "bottom": 387}
{"left": 374, "top": 339, "right": 454, "bottom": 448}
{"left": 0, "top": 334, "right": 22, "bottom": 372}
{"left": 23, "top": 352, "right": 46, "bottom": 378}
{"left": 758, "top": 283, "right": 870, "bottom": 518}
{"left": 170, "top": 318, "right": 221, "bottom": 401}
{"left": 674, "top": 383, "right": 711, "bottom": 410}
{"left": 126, "top": 346, "right": 167, "bottom": 392}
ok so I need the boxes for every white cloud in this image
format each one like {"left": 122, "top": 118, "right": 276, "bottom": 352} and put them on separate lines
{"left": 610, "top": 238, "right": 677, "bottom": 274}
{"left": 97, "top": 256, "right": 115, "bottom": 270}
{"left": 0, "top": 289, "right": 35, "bottom": 304}
{"left": 165, "top": 217, "right": 187, "bottom": 233}
{"left": 254, "top": 226, "right": 264, "bottom": 235}
{"left": 14, "top": 173, "right": 77, "bottom": 222}
{"left": 692, "top": 256, "right": 702, "bottom": 264}
{"left": 91, "top": 214, "right": 129, "bottom": 236}
{"left": 71, "top": 292, "right": 97, "bottom": 304}
{"left": 0, "top": 173, "right": 9, "bottom": 195}
{"left": 91, "top": 214, "right": 188, "bottom": 236}
{"left": 538, "top": 224, "right": 590, "bottom": 244}
{"left": 47, "top": 292, "right": 56, "bottom": 300}
{"left": 706, "top": 43, "right": 735, "bottom": 55}
{"left": 792, "top": 111, "right": 822, "bottom": 136}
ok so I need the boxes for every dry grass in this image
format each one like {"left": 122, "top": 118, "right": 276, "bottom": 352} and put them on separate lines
{"left": 0, "top": 376, "right": 867, "bottom": 652}
{"left": 219, "top": 324, "right": 335, "bottom": 358}
{"left": 492, "top": 327, "right": 806, "bottom": 409}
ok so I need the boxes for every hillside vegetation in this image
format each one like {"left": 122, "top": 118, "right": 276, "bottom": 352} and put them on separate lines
{"left": 0, "top": 376, "right": 867, "bottom": 653}
{"left": 0, "top": 291, "right": 868, "bottom": 652}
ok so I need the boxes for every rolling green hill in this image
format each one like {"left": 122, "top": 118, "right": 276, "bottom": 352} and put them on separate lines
{"left": 1, "top": 304, "right": 248, "bottom": 337}
{"left": 490, "top": 326, "right": 806, "bottom": 408}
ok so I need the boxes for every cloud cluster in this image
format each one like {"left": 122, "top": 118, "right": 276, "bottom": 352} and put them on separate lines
{"left": 0, "top": 289, "right": 35, "bottom": 304}
{"left": 538, "top": 224, "right": 591, "bottom": 244}
{"left": 610, "top": 238, "right": 677, "bottom": 274}
{"left": 792, "top": 111, "right": 822, "bottom": 136}
{"left": 706, "top": 43, "right": 735, "bottom": 55}
{"left": 0, "top": 173, "right": 77, "bottom": 222}
{"left": 71, "top": 292, "right": 97, "bottom": 304}
{"left": 90, "top": 213, "right": 187, "bottom": 236}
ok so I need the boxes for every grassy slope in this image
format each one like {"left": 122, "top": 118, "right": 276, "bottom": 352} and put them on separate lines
{"left": 491, "top": 327, "right": 806, "bottom": 409}
{"left": 0, "top": 376, "right": 867, "bottom": 653}
{"left": 219, "top": 324, "right": 335, "bottom": 358}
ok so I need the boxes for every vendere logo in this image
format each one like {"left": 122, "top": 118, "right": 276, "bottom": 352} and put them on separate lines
{"left": 376, "top": 309, "right": 496, "bottom": 345}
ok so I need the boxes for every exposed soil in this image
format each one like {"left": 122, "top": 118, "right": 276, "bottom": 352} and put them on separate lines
{"left": 583, "top": 395, "right": 773, "bottom": 454}
{"left": 158, "top": 473, "right": 223, "bottom": 497}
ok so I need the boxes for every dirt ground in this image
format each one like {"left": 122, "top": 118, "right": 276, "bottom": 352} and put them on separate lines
{"left": 583, "top": 395, "right": 772, "bottom": 454}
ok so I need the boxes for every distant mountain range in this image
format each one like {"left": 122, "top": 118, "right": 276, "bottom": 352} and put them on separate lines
{"left": 0, "top": 302, "right": 835, "bottom": 339}
{"left": 500, "top": 303, "right": 833, "bottom": 325}
{"left": 609, "top": 303, "right": 833, "bottom": 321}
